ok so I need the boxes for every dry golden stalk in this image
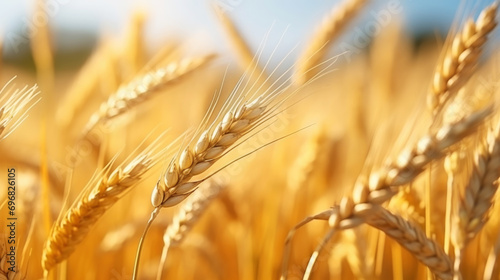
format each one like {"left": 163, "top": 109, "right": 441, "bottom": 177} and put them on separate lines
{"left": 56, "top": 39, "right": 118, "bottom": 128}
{"left": 123, "top": 11, "right": 147, "bottom": 78}
{"left": 151, "top": 82, "right": 290, "bottom": 208}
{"left": 82, "top": 54, "right": 215, "bottom": 137}
{"left": 1, "top": 240, "right": 19, "bottom": 280}
{"left": 157, "top": 181, "right": 225, "bottom": 280}
{"left": 365, "top": 205, "right": 453, "bottom": 280}
{"left": 452, "top": 119, "right": 500, "bottom": 276}
{"left": 428, "top": 3, "right": 498, "bottom": 114}
{"left": 0, "top": 78, "right": 40, "bottom": 140}
{"left": 213, "top": 6, "right": 268, "bottom": 86}
{"left": 294, "top": 0, "right": 368, "bottom": 85}
{"left": 41, "top": 145, "right": 161, "bottom": 273}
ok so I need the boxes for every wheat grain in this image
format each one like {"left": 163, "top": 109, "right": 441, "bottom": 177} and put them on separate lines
{"left": 294, "top": 0, "right": 368, "bottom": 85}
{"left": 0, "top": 77, "right": 40, "bottom": 141}
{"left": 41, "top": 145, "right": 161, "bottom": 272}
{"left": 82, "top": 54, "right": 215, "bottom": 137}
{"left": 428, "top": 3, "right": 498, "bottom": 114}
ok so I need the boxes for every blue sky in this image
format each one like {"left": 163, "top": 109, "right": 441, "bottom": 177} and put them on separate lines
{"left": 0, "top": 0, "right": 495, "bottom": 58}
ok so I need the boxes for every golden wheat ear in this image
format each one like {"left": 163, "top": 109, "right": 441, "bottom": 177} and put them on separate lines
{"left": 40, "top": 134, "right": 170, "bottom": 274}
{"left": 81, "top": 53, "right": 216, "bottom": 139}
{"left": 0, "top": 77, "right": 40, "bottom": 141}
{"left": 428, "top": 2, "right": 498, "bottom": 115}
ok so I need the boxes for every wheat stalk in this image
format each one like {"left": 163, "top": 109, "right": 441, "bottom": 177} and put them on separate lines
{"left": 1, "top": 239, "right": 20, "bottom": 280}
{"left": 294, "top": 0, "right": 368, "bottom": 85}
{"left": 0, "top": 77, "right": 40, "bottom": 141}
{"left": 41, "top": 144, "right": 162, "bottom": 273}
{"left": 82, "top": 54, "right": 215, "bottom": 137}
{"left": 157, "top": 181, "right": 225, "bottom": 280}
{"left": 451, "top": 118, "right": 500, "bottom": 278}
{"left": 213, "top": 5, "right": 268, "bottom": 86}
{"left": 428, "top": 3, "right": 498, "bottom": 114}
{"left": 56, "top": 39, "right": 118, "bottom": 128}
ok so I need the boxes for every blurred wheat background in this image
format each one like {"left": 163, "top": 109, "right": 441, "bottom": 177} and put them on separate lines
{"left": 1, "top": 0, "right": 500, "bottom": 279}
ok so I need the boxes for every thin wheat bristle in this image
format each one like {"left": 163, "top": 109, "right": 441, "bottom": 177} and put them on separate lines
{"left": 428, "top": 3, "right": 498, "bottom": 114}
{"left": 82, "top": 54, "right": 216, "bottom": 137}
{"left": 294, "top": 0, "right": 368, "bottom": 85}
{"left": 0, "top": 77, "right": 40, "bottom": 140}
{"left": 41, "top": 147, "right": 160, "bottom": 272}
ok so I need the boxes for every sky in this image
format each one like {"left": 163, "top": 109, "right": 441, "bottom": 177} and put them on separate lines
{"left": 0, "top": 0, "right": 495, "bottom": 62}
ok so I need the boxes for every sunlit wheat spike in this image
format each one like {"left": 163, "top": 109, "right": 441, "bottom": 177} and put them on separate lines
{"left": 428, "top": 3, "right": 498, "bottom": 115}
{"left": 0, "top": 77, "right": 40, "bottom": 141}
{"left": 294, "top": 0, "right": 368, "bottom": 85}
{"left": 82, "top": 54, "right": 215, "bottom": 137}
{"left": 41, "top": 139, "right": 165, "bottom": 273}
{"left": 150, "top": 42, "right": 322, "bottom": 208}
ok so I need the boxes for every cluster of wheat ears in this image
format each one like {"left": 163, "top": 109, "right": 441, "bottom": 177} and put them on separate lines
{"left": 1, "top": 0, "right": 500, "bottom": 279}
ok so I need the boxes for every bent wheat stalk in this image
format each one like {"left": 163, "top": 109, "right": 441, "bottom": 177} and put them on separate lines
{"left": 82, "top": 54, "right": 215, "bottom": 137}
{"left": 41, "top": 139, "right": 165, "bottom": 273}
{"left": 294, "top": 0, "right": 368, "bottom": 85}
{"left": 452, "top": 118, "right": 500, "bottom": 278}
{"left": 156, "top": 181, "right": 225, "bottom": 280}
{"left": 0, "top": 77, "right": 40, "bottom": 141}
{"left": 428, "top": 3, "right": 498, "bottom": 114}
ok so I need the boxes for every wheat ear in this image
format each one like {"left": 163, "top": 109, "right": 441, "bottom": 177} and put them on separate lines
{"left": 82, "top": 54, "right": 215, "bottom": 137}
{"left": 0, "top": 77, "right": 40, "bottom": 141}
{"left": 294, "top": 0, "right": 368, "bottom": 85}
{"left": 150, "top": 68, "right": 298, "bottom": 208}
{"left": 365, "top": 205, "right": 453, "bottom": 280}
{"left": 428, "top": 3, "right": 498, "bottom": 114}
{"left": 452, "top": 118, "right": 500, "bottom": 277}
{"left": 41, "top": 142, "right": 163, "bottom": 273}
{"left": 282, "top": 107, "right": 491, "bottom": 279}
{"left": 157, "top": 181, "right": 225, "bottom": 280}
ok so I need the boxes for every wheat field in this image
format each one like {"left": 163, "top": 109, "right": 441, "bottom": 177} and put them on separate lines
{"left": 1, "top": 0, "right": 500, "bottom": 279}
